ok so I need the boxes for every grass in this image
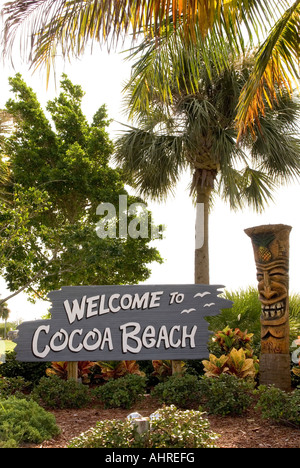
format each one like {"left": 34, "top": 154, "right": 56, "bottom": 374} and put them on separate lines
{"left": 0, "top": 340, "right": 15, "bottom": 364}
{"left": 1, "top": 340, "right": 16, "bottom": 353}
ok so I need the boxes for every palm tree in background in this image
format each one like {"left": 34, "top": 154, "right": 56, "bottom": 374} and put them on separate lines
{"left": 1, "top": 0, "right": 299, "bottom": 136}
{"left": 114, "top": 42, "right": 300, "bottom": 284}
{"left": 0, "top": 110, "right": 13, "bottom": 200}
{"left": 0, "top": 300, "right": 10, "bottom": 339}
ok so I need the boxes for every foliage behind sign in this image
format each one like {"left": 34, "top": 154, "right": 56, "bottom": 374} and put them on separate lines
{"left": 15, "top": 284, "right": 232, "bottom": 362}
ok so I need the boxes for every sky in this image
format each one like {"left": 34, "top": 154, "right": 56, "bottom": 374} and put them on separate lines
{"left": 0, "top": 11, "right": 300, "bottom": 323}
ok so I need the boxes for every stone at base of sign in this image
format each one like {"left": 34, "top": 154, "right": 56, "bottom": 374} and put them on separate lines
{"left": 132, "top": 418, "right": 150, "bottom": 437}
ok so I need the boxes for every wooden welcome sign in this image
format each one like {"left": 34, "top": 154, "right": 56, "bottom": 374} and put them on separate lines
{"left": 15, "top": 284, "right": 232, "bottom": 362}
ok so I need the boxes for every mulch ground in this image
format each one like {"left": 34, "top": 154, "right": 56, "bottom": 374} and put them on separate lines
{"left": 21, "top": 395, "right": 300, "bottom": 448}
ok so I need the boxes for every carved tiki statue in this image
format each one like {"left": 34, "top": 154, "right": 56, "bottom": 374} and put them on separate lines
{"left": 245, "top": 224, "right": 292, "bottom": 390}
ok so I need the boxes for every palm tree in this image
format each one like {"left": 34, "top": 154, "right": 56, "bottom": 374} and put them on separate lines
{"left": 0, "top": 300, "right": 10, "bottom": 339}
{"left": 0, "top": 110, "right": 13, "bottom": 200}
{"left": 1, "top": 0, "right": 298, "bottom": 134}
{"left": 114, "top": 42, "right": 300, "bottom": 284}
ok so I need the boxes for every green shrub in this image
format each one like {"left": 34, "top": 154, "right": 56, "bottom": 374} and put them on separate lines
{"left": 255, "top": 385, "right": 300, "bottom": 427}
{"left": 32, "top": 375, "right": 91, "bottom": 409}
{"left": 68, "top": 418, "right": 136, "bottom": 448}
{"left": 93, "top": 374, "right": 146, "bottom": 409}
{"left": 0, "top": 351, "right": 50, "bottom": 385}
{"left": 68, "top": 405, "right": 219, "bottom": 448}
{"left": 0, "top": 376, "right": 31, "bottom": 398}
{"left": 151, "top": 374, "right": 201, "bottom": 408}
{"left": 147, "top": 405, "right": 218, "bottom": 448}
{"left": 0, "top": 397, "right": 60, "bottom": 448}
{"left": 199, "top": 374, "right": 255, "bottom": 415}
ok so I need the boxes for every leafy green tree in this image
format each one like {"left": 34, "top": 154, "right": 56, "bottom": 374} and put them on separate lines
{"left": 114, "top": 44, "right": 300, "bottom": 284}
{"left": 0, "top": 73, "right": 162, "bottom": 305}
{"left": 0, "top": 184, "right": 53, "bottom": 305}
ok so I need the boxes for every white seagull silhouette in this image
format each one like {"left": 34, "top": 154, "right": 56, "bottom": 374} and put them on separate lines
{"left": 194, "top": 292, "right": 211, "bottom": 298}
{"left": 180, "top": 308, "right": 196, "bottom": 314}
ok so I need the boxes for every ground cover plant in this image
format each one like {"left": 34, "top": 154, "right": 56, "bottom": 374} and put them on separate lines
{"left": 68, "top": 405, "right": 219, "bottom": 448}
{"left": 255, "top": 385, "right": 300, "bottom": 427}
{"left": 0, "top": 397, "right": 60, "bottom": 448}
{"left": 68, "top": 417, "right": 136, "bottom": 448}
{"left": 0, "top": 362, "right": 300, "bottom": 448}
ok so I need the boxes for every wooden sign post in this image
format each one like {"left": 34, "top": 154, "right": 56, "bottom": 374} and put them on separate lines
{"left": 67, "top": 361, "right": 78, "bottom": 381}
{"left": 245, "top": 224, "right": 292, "bottom": 391}
{"left": 14, "top": 284, "right": 232, "bottom": 364}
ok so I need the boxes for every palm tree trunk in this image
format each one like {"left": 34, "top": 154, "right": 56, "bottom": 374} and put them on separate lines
{"left": 194, "top": 182, "right": 211, "bottom": 284}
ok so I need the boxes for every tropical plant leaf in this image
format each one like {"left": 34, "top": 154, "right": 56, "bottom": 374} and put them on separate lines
{"left": 226, "top": 348, "right": 258, "bottom": 378}
{"left": 95, "top": 360, "right": 145, "bottom": 380}
{"left": 1, "top": 0, "right": 278, "bottom": 76}
{"left": 151, "top": 359, "right": 186, "bottom": 380}
{"left": 202, "top": 353, "right": 229, "bottom": 377}
{"left": 236, "top": 0, "right": 300, "bottom": 139}
{"left": 46, "top": 361, "right": 95, "bottom": 380}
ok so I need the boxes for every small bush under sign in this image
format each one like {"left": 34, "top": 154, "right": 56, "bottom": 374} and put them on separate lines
{"left": 68, "top": 405, "right": 219, "bottom": 448}
{"left": 32, "top": 375, "right": 91, "bottom": 409}
{"left": 92, "top": 374, "right": 146, "bottom": 409}
{"left": 151, "top": 374, "right": 201, "bottom": 408}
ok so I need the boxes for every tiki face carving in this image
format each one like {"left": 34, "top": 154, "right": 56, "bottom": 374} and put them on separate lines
{"left": 256, "top": 259, "right": 288, "bottom": 326}
{"left": 245, "top": 225, "right": 292, "bottom": 354}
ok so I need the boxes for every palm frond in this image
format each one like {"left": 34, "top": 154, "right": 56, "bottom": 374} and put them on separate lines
{"left": 236, "top": 0, "right": 300, "bottom": 139}
{"left": 247, "top": 92, "right": 300, "bottom": 182}
{"left": 1, "top": 0, "right": 279, "bottom": 75}
{"left": 218, "top": 163, "right": 277, "bottom": 211}
{"left": 217, "top": 164, "right": 245, "bottom": 210}
{"left": 241, "top": 166, "right": 276, "bottom": 210}
{"left": 114, "top": 124, "right": 186, "bottom": 200}
{"left": 117, "top": 30, "right": 300, "bottom": 209}
{"left": 123, "top": 29, "right": 229, "bottom": 122}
